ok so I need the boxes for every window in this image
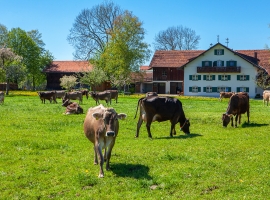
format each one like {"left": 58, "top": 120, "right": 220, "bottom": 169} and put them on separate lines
{"left": 202, "top": 61, "right": 212, "bottom": 67}
{"left": 214, "top": 49, "right": 224, "bottom": 55}
{"left": 217, "top": 87, "right": 231, "bottom": 92}
{"left": 226, "top": 60, "right": 237, "bottom": 67}
{"left": 237, "top": 87, "right": 249, "bottom": 92}
{"left": 162, "top": 70, "right": 167, "bottom": 76}
{"left": 189, "top": 75, "right": 201, "bottom": 81}
{"left": 237, "top": 75, "right": 249, "bottom": 81}
{"left": 189, "top": 86, "right": 201, "bottom": 93}
{"left": 218, "top": 75, "right": 231, "bottom": 81}
{"left": 206, "top": 86, "right": 212, "bottom": 93}
{"left": 204, "top": 75, "right": 214, "bottom": 81}
{"left": 217, "top": 60, "right": 223, "bottom": 67}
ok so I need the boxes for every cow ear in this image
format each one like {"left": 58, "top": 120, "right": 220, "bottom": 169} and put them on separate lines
{"left": 117, "top": 113, "right": 127, "bottom": 120}
{"left": 92, "top": 112, "right": 103, "bottom": 120}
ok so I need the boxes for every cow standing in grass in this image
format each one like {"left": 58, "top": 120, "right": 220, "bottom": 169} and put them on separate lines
{"left": 90, "top": 91, "right": 111, "bottom": 105}
{"left": 83, "top": 105, "right": 127, "bottom": 178}
{"left": 222, "top": 92, "right": 250, "bottom": 127}
{"left": 106, "top": 90, "right": 118, "bottom": 103}
{"left": 62, "top": 91, "right": 83, "bottom": 104}
{"left": 134, "top": 96, "right": 190, "bottom": 138}
{"left": 38, "top": 91, "right": 57, "bottom": 104}
{"left": 263, "top": 90, "right": 270, "bottom": 106}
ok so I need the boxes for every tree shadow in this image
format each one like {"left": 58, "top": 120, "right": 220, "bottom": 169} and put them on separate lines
{"left": 241, "top": 122, "right": 269, "bottom": 128}
{"left": 110, "top": 163, "right": 152, "bottom": 180}
{"left": 155, "top": 133, "right": 203, "bottom": 140}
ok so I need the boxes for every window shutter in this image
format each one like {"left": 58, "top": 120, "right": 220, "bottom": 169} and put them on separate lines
{"left": 203, "top": 87, "right": 206, "bottom": 92}
{"left": 222, "top": 61, "right": 224, "bottom": 66}
{"left": 226, "top": 61, "right": 229, "bottom": 67}
{"left": 236, "top": 87, "right": 240, "bottom": 92}
{"left": 237, "top": 75, "right": 240, "bottom": 80}
{"left": 246, "top": 75, "right": 250, "bottom": 80}
{"left": 214, "top": 50, "right": 217, "bottom": 55}
{"left": 228, "top": 75, "right": 231, "bottom": 80}
{"left": 202, "top": 61, "right": 205, "bottom": 67}
{"left": 221, "top": 49, "right": 224, "bottom": 55}
{"left": 246, "top": 87, "right": 249, "bottom": 92}
{"left": 198, "top": 75, "right": 201, "bottom": 80}
{"left": 209, "top": 61, "right": 213, "bottom": 67}
{"left": 212, "top": 75, "right": 215, "bottom": 80}
{"left": 228, "top": 87, "right": 231, "bottom": 92}
{"left": 198, "top": 87, "right": 201, "bottom": 92}
{"left": 212, "top": 87, "right": 217, "bottom": 92}
{"left": 189, "top": 87, "right": 192, "bottom": 92}
{"left": 213, "top": 61, "right": 217, "bottom": 66}
{"left": 234, "top": 61, "right": 237, "bottom": 66}
{"left": 189, "top": 75, "right": 192, "bottom": 80}
{"left": 218, "top": 75, "right": 221, "bottom": 80}
{"left": 203, "top": 75, "right": 206, "bottom": 80}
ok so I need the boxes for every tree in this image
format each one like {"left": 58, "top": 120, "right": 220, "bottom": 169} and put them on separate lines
{"left": 91, "top": 11, "right": 151, "bottom": 82}
{"left": 0, "top": 47, "right": 23, "bottom": 94}
{"left": 77, "top": 67, "right": 107, "bottom": 92}
{"left": 0, "top": 24, "right": 8, "bottom": 47}
{"left": 153, "top": 26, "right": 201, "bottom": 50}
{"left": 67, "top": 1, "right": 123, "bottom": 60}
{"left": 60, "top": 75, "right": 77, "bottom": 91}
{"left": 255, "top": 71, "right": 270, "bottom": 90}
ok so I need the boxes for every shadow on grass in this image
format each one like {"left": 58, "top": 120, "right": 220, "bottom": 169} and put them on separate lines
{"left": 110, "top": 163, "right": 152, "bottom": 179}
{"left": 155, "top": 133, "right": 202, "bottom": 140}
{"left": 241, "top": 122, "right": 269, "bottom": 128}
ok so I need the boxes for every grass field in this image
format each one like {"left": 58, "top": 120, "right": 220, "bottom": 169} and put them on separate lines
{"left": 0, "top": 91, "right": 269, "bottom": 199}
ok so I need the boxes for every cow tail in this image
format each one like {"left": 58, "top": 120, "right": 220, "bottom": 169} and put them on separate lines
{"left": 134, "top": 97, "right": 144, "bottom": 119}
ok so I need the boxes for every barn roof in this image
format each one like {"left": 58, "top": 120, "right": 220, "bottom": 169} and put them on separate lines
{"left": 43, "top": 61, "right": 93, "bottom": 73}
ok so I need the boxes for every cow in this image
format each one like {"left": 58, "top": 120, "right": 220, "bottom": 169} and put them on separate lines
{"left": 90, "top": 91, "right": 111, "bottom": 105}
{"left": 62, "top": 99, "right": 83, "bottom": 114}
{"left": 219, "top": 92, "right": 235, "bottom": 101}
{"left": 62, "top": 91, "right": 83, "bottom": 104}
{"left": 106, "top": 90, "right": 118, "bottom": 103}
{"left": 263, "top": 90, "right": 270, "bottom": 106}
{"left": 81, "top": 89, "right": 89, "bottom": 99}
{"left": 145, "top": 92, "right": 158, "bottom": 97}
{"left": 55, "top": 90, "right": 66, "bottom": 99}
{"left": 134, "top": 96, "right": 190, "bottom": 138}
{"left": 0, "top": 91, "right": 4, "bottom": 104}
{"left": 222, "top": 92, "right": 250, "bottom": 127}
{"left": 37, "top": 91, "right": 57, "bottom": 104}
{"left": 83, "top": 104, "right": 127, "bottom": 178}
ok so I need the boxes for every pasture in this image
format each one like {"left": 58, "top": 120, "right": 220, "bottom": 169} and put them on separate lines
{"left": 0, "top": 91, "right": 269, "bottom": 199}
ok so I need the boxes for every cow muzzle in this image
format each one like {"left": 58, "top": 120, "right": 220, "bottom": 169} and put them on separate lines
{"left": 106, "top": 131, "right": 115, "bottom": 137}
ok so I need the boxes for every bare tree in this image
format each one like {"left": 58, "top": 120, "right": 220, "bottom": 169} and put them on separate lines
{"left": 67, "top": 1, "right": 123, "bottom": 60}
{"left": 153, "top": 26, "right": 200, "bottom": 50}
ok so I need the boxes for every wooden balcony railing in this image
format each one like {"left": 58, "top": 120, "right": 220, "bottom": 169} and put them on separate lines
{"left": 197, "top": 66, "right": 241, "bottom": 73}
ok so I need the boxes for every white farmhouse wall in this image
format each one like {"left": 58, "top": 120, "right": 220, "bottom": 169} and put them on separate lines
{"left": 184, "top": 44, "right": 259, "bottom": 98}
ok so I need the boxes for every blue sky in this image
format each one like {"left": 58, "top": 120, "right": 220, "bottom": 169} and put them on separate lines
{"left": 1, "top": 0, "right": 270, "bottom": 65}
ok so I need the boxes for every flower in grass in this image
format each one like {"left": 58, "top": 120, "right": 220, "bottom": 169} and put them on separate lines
{"left": 85, "top": 170, "right": 89, "bottom": 173}
{"left": 239, "top": 179, "right": 244, "bottom": 183}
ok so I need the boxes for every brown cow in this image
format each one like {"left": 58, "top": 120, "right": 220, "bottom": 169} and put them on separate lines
{"left": 219, "top": 92, "right": 235, "bottom": 101}
{"left": 62, "top": 99, "right": 83, "bottom": 114}
{"left": 37, "top": 91, "right": 57, "bottom": 104}
{"left": 145, "top": 92, "right": 158, "bottom": 97}
{"left": 0, "top": 91, "right": 4, "bottom": 104}
{"left": 134, "top": 96, "right": 190, "bottom": 138}
{"left": 81, "top": 89, "right": 89, "bottom": 99}
{"left": 222, "top": 92, "right": 250, "bottom": 127}
{"left": 106, "top": 90, "right": 118, "bottom": 103}
{"left": 55, "top": 90, "right": 66, "bottom": 99}
{"left": 90, "top": 91, "right": 111, "bottom": 105}
{"left": 263, "top": 90, "right": 270, "bottom": 106}
{"left": 62, "top": 91, "right": 83, "bottom": 104}
{"left": 83, "top": 105, "right": 127, "bottom": 178}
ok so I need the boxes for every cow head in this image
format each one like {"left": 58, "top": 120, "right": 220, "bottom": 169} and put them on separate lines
{"left": 180, "top": 119, "right": 190, "bottom": 134}
{"left": 222, "top": 113, "right": 232, "bottom": 127}
{"left": 62, "top": 99, "right": 71, "bottom": 107}
{"left": 92, "top": 108, "right": 127, "bottom": 137}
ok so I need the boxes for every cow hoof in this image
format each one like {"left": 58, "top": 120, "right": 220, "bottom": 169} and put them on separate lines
{"left": 98, "top": 174, "right": 104, "bottom": 178}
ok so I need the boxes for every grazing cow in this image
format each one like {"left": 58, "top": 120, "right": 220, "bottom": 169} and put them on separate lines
{"left": 62, "top": 99, "right": 83, "bottom": 114}
{"left": 83, "top": 104, "right": 127, "bottom": 178}
{"left": 263, "top": 90, "right": 270, "bottom": 106}
{"left": 90, "top": 91, "right": 111, "bottom": 105}
{"left": 37, "top": 91, "right": 57, "bottom": 104}
{"left": 62, "top": 91, "right": 83, "bottom": 104}
{"left": 106, "top": 90, "right": 118, "bottom": 103}
{"left": 55, "top": 90, "right": 66, "bottom": 99}
{"left": 145, "top": 92, "right": 158, "bottom": 97}
{"left": 0, "top": 91, "right": 4, "bottom": 104}
{"left": 134, "top": 96, "right": 190, "bottom": 138}
{"left": 219, "top": 92, "right": 235, "bottom": 101}
{"left": 222, "top": 92, "right": 250, "bottom": 127}
{"left": 81, "top": 89, "right": 89, "bottom": 99}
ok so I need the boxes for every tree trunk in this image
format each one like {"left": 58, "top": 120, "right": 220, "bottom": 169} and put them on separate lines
{"left": 5, "top": 80, "right": 10, "bottom": 95}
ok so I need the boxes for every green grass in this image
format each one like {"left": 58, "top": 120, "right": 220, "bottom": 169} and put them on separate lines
{"left": 0, "top": 92, "right": 269, "bottom": 199}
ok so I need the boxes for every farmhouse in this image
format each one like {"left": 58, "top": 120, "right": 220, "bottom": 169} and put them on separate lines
{"left": 149, "top": 42, "right": 270, "bottom": 97}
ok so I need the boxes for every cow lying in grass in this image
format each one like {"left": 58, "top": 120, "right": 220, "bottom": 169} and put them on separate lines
{"left": 62, "top": 99, "right": 83, "bottom": 115}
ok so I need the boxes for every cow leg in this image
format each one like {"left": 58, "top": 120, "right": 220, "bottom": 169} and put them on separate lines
{"left": 238, "top": 114, "right": 241, "bottom": 126}
{"left": 135, "top": 117, "right": 143, "bottom": 137}
{"left": 105, "top": 141, "right": 115, "bottom": 171}
{"left": 234, "top": 115, "right": 238, "bottom": 127}
{"left": 146, "top": 122, "right": 152, "bottom": 138}
{"left": 230, "top": 117, "right": 234, "bottom": 127}
{"left": 170, "top": 123, "right": 176, "bottom": 137}
{"left": 93, "top": 146, "right": 98, "bottom": 165}
{"left": 95, "top": 144, "right": 104, "bottom": 178}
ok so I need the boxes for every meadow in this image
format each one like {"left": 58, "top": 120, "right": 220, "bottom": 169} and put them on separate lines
{"left": 0, "top": 91, "right": 269, "bottom": 199}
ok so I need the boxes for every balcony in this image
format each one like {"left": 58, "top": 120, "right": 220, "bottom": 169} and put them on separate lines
{"left": 197, "top": 66, "right": 241, "bottom": 73}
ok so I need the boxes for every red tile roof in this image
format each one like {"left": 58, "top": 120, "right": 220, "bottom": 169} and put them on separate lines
{"left": 44, "top": 61, "right": 93, "bottom": 73}
{"left": 140, "top": 65, "right": 152, "bottom": 70}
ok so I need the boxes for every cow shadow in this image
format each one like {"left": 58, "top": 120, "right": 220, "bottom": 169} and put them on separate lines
{"left": 155, "top": 133, "right": 202, "bottom": 140}
{"left": 110, "top": 163, "right": 152, "bottom": 180}
{"left": 241, "top": 122, "right": 269, "bottom": 128}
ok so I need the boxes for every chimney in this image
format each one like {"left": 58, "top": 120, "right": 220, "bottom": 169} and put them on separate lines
{"left": 254, "top": 51, "right": 257, "bottom": 59}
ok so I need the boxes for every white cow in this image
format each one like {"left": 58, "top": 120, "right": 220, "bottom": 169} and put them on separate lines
{"left": 263, "top": 90, "right": 270, "bottom": 106}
